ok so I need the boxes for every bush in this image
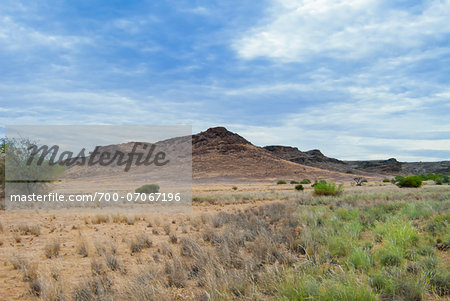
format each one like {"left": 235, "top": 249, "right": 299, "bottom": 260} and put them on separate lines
{"left": 45, "top": 240, "right": 60, "bottom": 259}
{"left": 290, "top": 180, "right": 299, "bottom": 184}
{"left": 394, "top": 175, "right": 405, "bottom": 183}
{"left": 349, "top": 247, "right": 372, "bottom": 271}
{"left": 336, "top": 208, "right": 359, "bottom": 221}
{"left": 396, "top": 176, "right": 422, "bottom": 188}
{"left": 378, "top": 249, "right": 402, "bottom": 266}
{"left": 313, "top": 181, "right": 343, "bottom": 196}
{"left": 354, "top": 177, "right": 368, "bottom": 186}
{"left": 430, "top": 272, "right": 450, "bottom": 296}
{"left": 311, "top": 179, "right": 326, "bottom": 187}
{"left": 383, "top": 178, "right": 391, "bottom": 183}
{"left": 300, "top": 179, "right": 311, "bottom": 184}
{"left": 130, "top": 234, "right": 152, "bottom": 253}
{"left": 294, "top": 184, "right": 304, "bottom": 191}
{"left": 232, "top": 186, "right": 238, "bottom": 190}
{"left": 135, "top": 184, "right": 159, "bottom": 193}
{"left": 277, "top": 180, "right": 286, "bottom": 185}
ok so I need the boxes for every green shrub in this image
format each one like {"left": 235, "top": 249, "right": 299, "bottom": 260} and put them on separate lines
{"left": 393, "top": 273, "right": 427, "bottom": 301}
{"left": 370, "top": 271, "right": 393, "bottom": 294}
{"left": 378, "top": 248, "right": 403, "bottom": 266}
{"left": 396, "top": 176, "right": 422, "bottom": 188}
{"left": 135, "top": 184, "right": 160, "bottom": 194}
{"left": 370, "top": 270, "right": 427, "bottom": 300}
{"left": 327, "top": 235, "right": 352, "bottom": 257}
{"left": 313, "top": 181, "right": 343, "bottom": 196}
{"left": 321, "top": 278, "right": 376, "bottom": 301}
{"left": 277, "top": 180, "right": 287, "bottom": 185}
{"left": 311, "top": 179, "right": 326, "bottom": 187}
{"left": 349, "top": 247, "right": 372, "bottom": 271}
{"left": 383, "top": 178, "right": 391, "bottom": 183}
{"left": 429, "top": 272, "right": 450, "bottom": 296}
{"left": 290, "top": 180, "right": 299, "bottom": 184}
{"left": 277, "top": 272, "right": 320, "bottom": 300}
{"left": 232, "top": 186, "right": 238, "bottom": 190}
{"left": 300, "top": 179, "right": 311, "bottom": 184}
{"left": 294, "top": 184, "right": 304, "bottom": 191}
{"left": 394, "top": 175, "right": 405, "bottom": 183}
{"left": 401, "top": 203, "right": 433, "bottom": 220}
{"left": 375, "top": 218, "right": 419, "bottom": 250}
{"left": 279, "top": 272, "right": 376, "bottom": 301}
{"left": 417, "top": 245, "right": 435, "bottom": 256}
{"left": 336, "top": 208, "right": 359, "bottom": 221}
{"left": 418, "top": 173, "right": 440, "bottom": 181}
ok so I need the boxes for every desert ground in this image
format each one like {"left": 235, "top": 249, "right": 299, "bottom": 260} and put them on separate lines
{"left": 0, "top": 181, "right": 448, "bottom": 301}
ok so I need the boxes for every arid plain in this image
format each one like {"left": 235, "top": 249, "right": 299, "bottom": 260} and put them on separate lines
{"left": 0, "top": 128, "right": 448, "bottom": 300}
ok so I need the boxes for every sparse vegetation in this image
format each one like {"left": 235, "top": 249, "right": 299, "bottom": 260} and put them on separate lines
{"left": 290, "top": 180, "right": 299, "bottom": 184}
{"left": 130, "top": 233, "right": 152, "bottom": 253}
{"left": 0, "top": 185, "right": 448, "bottom": 300}
{"left": 300, "top": 178, "right": 311, "bottom": 184}
{"left": 383, "top": 178, "right": 391, "bottom": 183}
{"left": 44, "top": 240, "right": 60, "bottom": 259}
{"left": 313, "top": 180, "right": 343, "bottom": 196}
{"left": 294, "top": 184, "right": 304, "bottom": 191}
{"left": 354, "top": 177, "right": 368, "bottom": 186}
{"left": 135, "top": 184, "right": 160, "bottom": 194}
{"left": 418, "top": 173, "right": 450, "bottom": 184}
{"left": 397, "top": 175, "right": 423, "bottom": 188}
{"left": 76, "top": 238, "right": 89, "bottom": 257}
{"left": 277, "top": 180, "right": 286, "bottom": 184}
{"left": 16, "top": 224, "right": 40, "bottom": 236}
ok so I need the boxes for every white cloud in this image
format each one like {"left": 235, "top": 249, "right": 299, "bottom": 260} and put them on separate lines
{"left": 233, "top": 0, "right": 450, "bottom": 61}
{"left": 0, "top": 16, "right": 91, "bottom": 52}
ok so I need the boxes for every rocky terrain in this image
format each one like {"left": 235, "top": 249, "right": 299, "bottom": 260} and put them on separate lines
{"left": 264, "top": 144, "right": 449, "bottom": 175}
{"left": 63, "top": 127, "right": 367, "bottom": 183}
{"left": 63, "top": 126, "right": 448, "bottom": 183}
{"left": 191, "top": 127, "right": 362, "bottom": 182}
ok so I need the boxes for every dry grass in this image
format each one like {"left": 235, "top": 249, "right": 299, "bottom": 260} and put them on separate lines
{"left": 76, "top": 238, "right": 89, "bottom": 257}
{"left": 90, "top": 258, "right": 106, "bottom": 276}
{"left": 105, "top": 253, "right": 122, "bottom": 272}
{"left": 13, "top": 232, "right": 21, "bottom": 243}
{"left": 44, "top": 240, "right": 60, "bottom": 259}
{"left": 91, "top": 214, "right": 110, "bottom": 224}
{"left": 10, "top": 254, "right": 38, "bottom": 282}
{"left": 130, "top": 233, "right": 152, "bottom": 253}
{"left": 163, "top": 223, "right": 171, "bottom": 235}
{"left": 165, "top": 256, "right": 189, "bottom": 288}
{"left": 126, "top": 215, "right": 136, "bottom": 225}
{"left": 16, "top": 223, "right": 41, "bottom": 236}
{"left": 0, "top": 185, "right": 448, "bottom": 300}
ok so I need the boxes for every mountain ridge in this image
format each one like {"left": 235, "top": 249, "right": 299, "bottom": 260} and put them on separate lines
{"left": 64, "top": 126, "right": 448, "bottom": 182}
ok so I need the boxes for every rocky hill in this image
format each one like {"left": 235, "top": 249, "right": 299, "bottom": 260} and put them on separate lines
{"left": 263, "top": 145, "right": 373, "bottom": 175}
{"left": 66, "top": 127, "right": 368, "bottom": 183}
{"left": 191, "top": 127, "right": 361, "bottom": 182}
{"left": 63, "top": 126, "right": 447, "bottom": 183}
{"left": 264, "top": 145, "right": 449, "bottom": 175}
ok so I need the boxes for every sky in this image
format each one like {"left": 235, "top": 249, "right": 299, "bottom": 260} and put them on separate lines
{"left": 0, "top": 0, "right": 449, "bottom": 161}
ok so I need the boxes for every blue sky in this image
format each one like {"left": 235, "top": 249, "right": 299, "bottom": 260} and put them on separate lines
{"left": 1, "top": 0, "right": 449, "bottom": 161}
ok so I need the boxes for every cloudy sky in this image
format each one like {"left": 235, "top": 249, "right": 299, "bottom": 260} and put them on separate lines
{"left": 1, "top": 0, "right": 449, "bottom": 161}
